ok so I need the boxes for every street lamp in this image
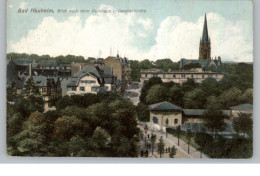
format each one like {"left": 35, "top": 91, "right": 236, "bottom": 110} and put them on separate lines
{"left": 144, "top": 125, "right": 148, "bottom": 148}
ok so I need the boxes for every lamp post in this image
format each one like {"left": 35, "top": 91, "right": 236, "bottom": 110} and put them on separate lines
{"left": 187, "top": 130, "right": 191, "bottom": 154}
{"left": 144, "top": 125, "right": 148, "bottom": 148}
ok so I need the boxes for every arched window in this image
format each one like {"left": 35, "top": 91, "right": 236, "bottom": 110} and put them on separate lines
{"left": 152, "top": 117, "right": 158, "bottom": 124}
{"left": 166, "top": 119, "right": 169, "bottom": 126}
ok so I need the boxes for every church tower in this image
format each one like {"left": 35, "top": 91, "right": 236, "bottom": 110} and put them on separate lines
{"left": 199, "top": 14, "right": 211, "bottom": 60}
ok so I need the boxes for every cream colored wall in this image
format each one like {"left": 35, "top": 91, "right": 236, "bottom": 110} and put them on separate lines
{"left": 140, "top": 72, "right": 224, "bottom": 86}
{"left": 149, "top": 111, "right": 182, "bottom": 131}
{"left": 67, "top": 75, "right": 100, "bottom": 95}
{"left": 231, "top": 110, "right": 253, "bottom": 120}
{"left": 183, "top": 118, "right": 204, "bottom": 124}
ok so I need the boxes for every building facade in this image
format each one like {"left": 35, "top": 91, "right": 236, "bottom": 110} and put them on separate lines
{"left": 148, "top": 101, "right": 183, "bottom": 131}
{"left": 66, "top": 66, "right": 116, "bottom": 96}
{"left": 104, "top": 54, "right": 131, "bottom": 93}
{"left": 140, "top": 68, "right": 224, "bottom": 86}
{"left": 148, "top": 101, "right": 232, "bottom": 132}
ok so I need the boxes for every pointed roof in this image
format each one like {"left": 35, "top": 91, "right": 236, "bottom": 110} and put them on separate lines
{"left": 201, "top": 14, "right": 210, "bottom": 44}
{"left": 148, "top": 101, "right": 182, "bottom": 112}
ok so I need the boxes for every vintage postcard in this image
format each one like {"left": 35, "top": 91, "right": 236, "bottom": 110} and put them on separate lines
{"left": 6, "top": 0, "right": 253, "bottom": 158}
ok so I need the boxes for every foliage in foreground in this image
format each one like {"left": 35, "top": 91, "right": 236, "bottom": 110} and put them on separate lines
{"left": 7, "top": 92, "right": 139, "bottom": 157}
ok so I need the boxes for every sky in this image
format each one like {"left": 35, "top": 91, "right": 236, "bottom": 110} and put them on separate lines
{"left": 6, "top": 0, "right": 253, "bottom": 62}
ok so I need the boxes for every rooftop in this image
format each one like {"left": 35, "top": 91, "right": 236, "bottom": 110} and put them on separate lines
{"left": 229, "top": 104, "right": 253, "bottom": 111}
{"left": 149, "top": 101, "right": 182, "bottom": 112}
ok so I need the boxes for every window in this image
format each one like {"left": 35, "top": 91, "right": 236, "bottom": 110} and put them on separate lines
{"left": 145, "top": 74, "right": 147, "bottom": 78}
{"left": 191, "top": 75, "right": 194, "bottom": 78}
{"left": 80, "top": 80, "right": 96, "bottom": 84}
{"left": 181, "top": 74, "right": 185, "bottom": 78}
{"left": 91, "top": 87, "right": 99, "bottom": 92}
{"left": 174, "top": 119, "right": 178, "bottom": 124}
{"left": 105, "top": 86, "right": 109, "bottom": 91}
{"left": 166, "top": 119, "right": 169, "bottom": 125}
{"left": 153, "top": 117, "right": 158, "bottom": 124}
{"left": 173, "top": 74, "right": 176, "bottom": 78}
{"left": 43, "top": 87, "right": 47, "bottom": 93}
{"left": 153, "top": 74, "right": 157, "bottom": 78}
{"left": 80, "top": 87, "right": 85, "bottom": 91}
{"left": 202, "top": 74, "right": 205, "bottom": 78}
{"left": 216, "top": 75, "right": 218, "bottom": 78}
{"left": 67, "top": 87, "right": 75, "bottom": 91}
{"left": 163, "top": 74, "right": 166, "bottom": 79}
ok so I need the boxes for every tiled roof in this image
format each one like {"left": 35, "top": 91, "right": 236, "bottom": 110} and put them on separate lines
{"left": 180, "top": 58, "right": 222, "bottom": 72}
{"left": 24, "top": 75, "right": 59, "bottom": 87}
{"left": 183, "top": 109, "right": 230, "bottom": 116}
{"left": 12, "top": 58, "right": 32, "bottom": 65}
{"left": 229, "top": 104, "right": 253, "bottom": 111}
{"left": 67, "top": 66, "right": 102, "bottom": 87}
{"left": 38, "top": 60, "right": 59, "bottom": 67}
{"left": 149, "top": 101, "right": 182, "bottom": 112}
{"left": 100, "top": 66, "right": 113, "bottom": 77}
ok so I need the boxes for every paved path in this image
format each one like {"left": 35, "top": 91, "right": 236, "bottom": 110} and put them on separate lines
{"left": 138, "top": 123, "right": 209, "bottom": 159}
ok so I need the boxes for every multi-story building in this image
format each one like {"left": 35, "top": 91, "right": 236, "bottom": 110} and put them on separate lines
{"left": 24, "top": 75, "right": 62, "bottom": 101}
{"left": 32, "top": 60, "right": 71, "bottom": 77}
{"left": 23, "top": 75, "right": 62, "bottom": 112}
{"left": 66, "top": 66, "right": 116, "bottom": 96}
{"left": 140, "top": 68, "right": 225, "bottom": 86}
{"left": 104, "top": 54, "right": 131, "bottom": 93}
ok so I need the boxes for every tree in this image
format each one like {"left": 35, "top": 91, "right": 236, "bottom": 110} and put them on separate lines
{"left": 7, "top": 82, "right": 16, "bottom": 101}
{"left": 13, "top": 112, "right": 48, "bottom": 156}
{"left": 146, "top": 84, "right": 169, "bottom": 104}
{"left": 218, "top": 87, "right": 245, "bottom": 109}
{"left": 169, "top": 86, "right": 184, "bottom": 107}
{"left": 150, "top": 134, "right": 157, "bottom": 155}
{"left": 139, "top": 77, "right": 162, "bottom": 103}
{"left": 200, "top": 78, "right": 220, "bottom": 97}
{"left": 157, "top": 136, "right": 165, "bottom": 158}
{"left": 183, "top": 63, "right": 201, "bottom": 70}
{"left": 203, "top": 106, "right": 229, "bottom": 137}
{"left": 183, "top": 88, "right": 205, "bottom": 109}
{"left": 68, "top": 135, "right": 87, "bottom": 157}
{"left": 233, "top": 113, "right": 253, "bottom": 138}
{"left": 136, "top": 103, "right": 150, "bottom": 122}
{"left": 169, "top": 146, "right": 177, "bottom": 158}
{"left": 182, "top": 78, "right": 198, "bottom": 93}
{"left": 53, "top": 115, "right": 83, "bottom": 139}
{"left": 87, "top": 127, "right": 111, "bottom": 153}
{"left": 195, "top": 132, "right": 213, "bottom": 158}
{"left": 242, "top": 88, "right": 253, "bottom": 104}
{"left": 130, "top": 60, "right": 141, "bottom": 82}
{"left": 24, "top": 78, "right": 40, "bottom": 97}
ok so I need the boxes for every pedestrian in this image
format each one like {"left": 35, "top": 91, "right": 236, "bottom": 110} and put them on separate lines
{"left": 140, "top": 150, "right": 144, "bottom": 157}
{"left": 145, "top": 150, "right": 148, "bottom": 157}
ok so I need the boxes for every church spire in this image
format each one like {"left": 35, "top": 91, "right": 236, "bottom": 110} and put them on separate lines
{"left": 201, "top": 13, "right": 210, "bottom": 44}
{"left": 199, "top": 13, "right": 211, "bottom": 60}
